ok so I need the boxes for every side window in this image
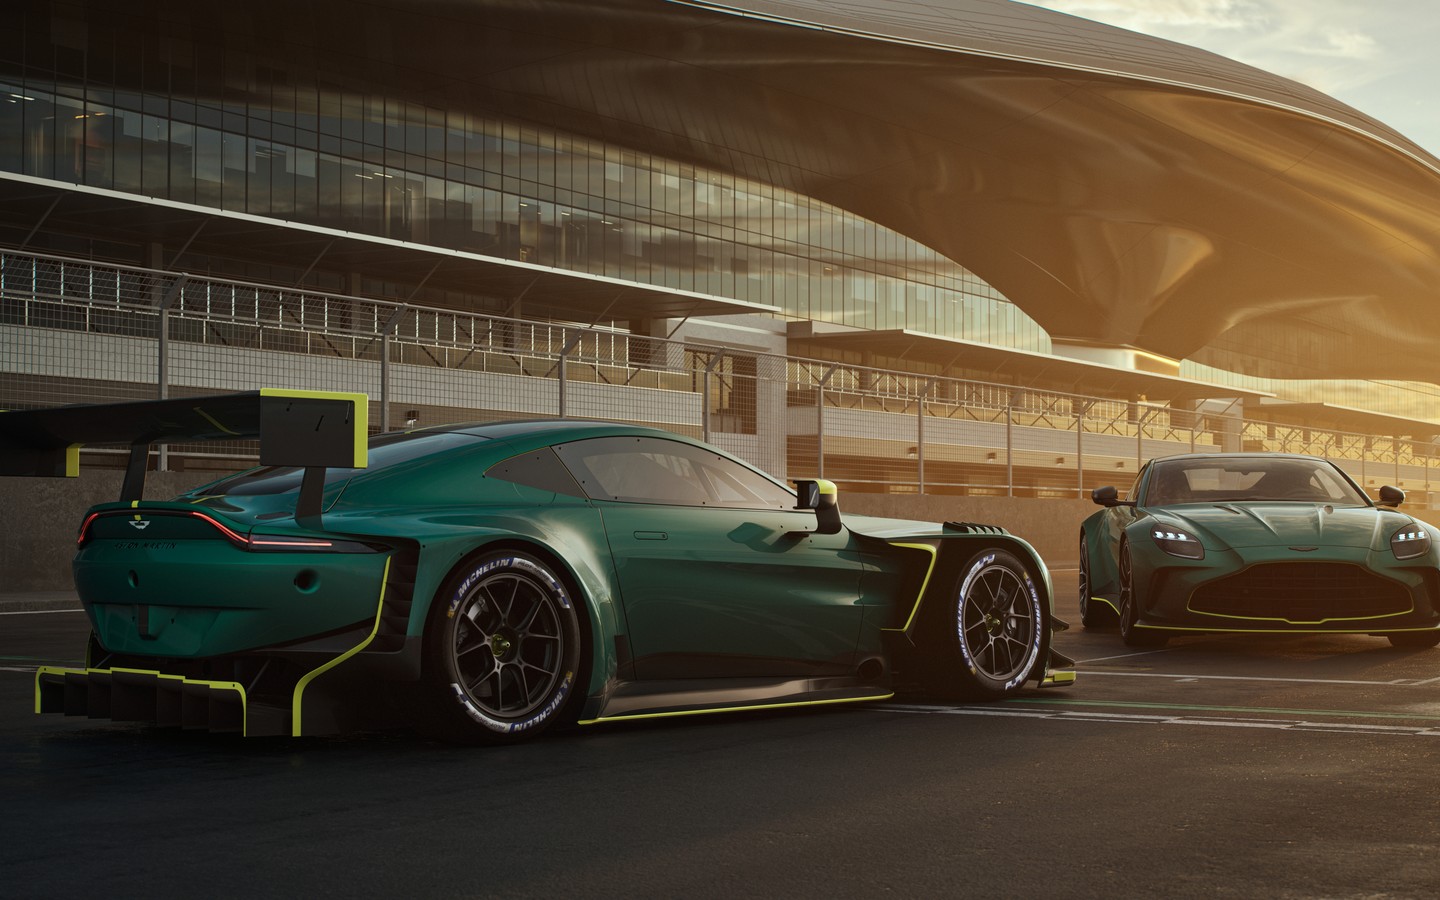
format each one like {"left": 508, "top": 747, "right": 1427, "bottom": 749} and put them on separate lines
{"left": 1126, "top": 466, "right": 1146, "bottom": 503}
{"left": 485, "top": 447, "right": 586, "bottom": 498}
{"left": 554, "top": 436, "right": 795, "bottom": 509}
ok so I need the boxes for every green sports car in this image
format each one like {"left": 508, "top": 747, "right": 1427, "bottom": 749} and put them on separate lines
{"left": 1080, "top": 452, "right": 1440, "bottom": 649}
{"left": 1, "top": 390, "right": 1073, "bottom": 742}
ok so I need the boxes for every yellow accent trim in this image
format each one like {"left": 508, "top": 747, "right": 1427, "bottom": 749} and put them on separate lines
{"left": 881, "top": 542, "right": 939, "bottom": 633}
{"left": 1184, "top": 602, "right": 1414, "bottom": 626}
{"left": 814, "top": 479, "right": 837, "bottom": 496}
{"left": 1183, "top": 562, "right": 1417, "bottom": 625}
{"left": 194, "top": 406, "right": 241, "bottom": 436}
{"left": 290, "top": 556, "right": 391, "bottom": 736}
{"left": 130, "top": 500, "right": 140, "bottom": 508}
{"left": 1186, "top": 604, "right": 1411, "bottom": 624}
{"left": 1186, "top": 609, "right": 1413, "bottom": 625}
{"left": 1091, "top": 596, "right": 1120, "bottom": 614}
{"left": 33, "top": 665, "right": 64, "bottom": 713}
{"left": 64, "top": 444, "right": 81, "bottom": 477}
{"left": 1042, "top": 670, "right": 1077, "bottom": 685}
{"left": 1139, "top": 623, "right": 1440, "bottom": 635}
{"left": 259, "top": 389, "right": 369, "bottom": 467}
{"left": 578, "top": 691, "right": 890, "bottom": 725}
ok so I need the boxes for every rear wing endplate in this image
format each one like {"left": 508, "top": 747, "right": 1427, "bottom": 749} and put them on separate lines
{"left": 0, "top": 389, "right": 368, "bottom": 522}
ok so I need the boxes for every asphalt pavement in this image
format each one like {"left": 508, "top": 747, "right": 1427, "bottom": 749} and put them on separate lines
{"left": 5, "top": 571, "right": 1440, "bottom": 898}
{"left": 0, "top": 591, "right": 80, "bottom": 613}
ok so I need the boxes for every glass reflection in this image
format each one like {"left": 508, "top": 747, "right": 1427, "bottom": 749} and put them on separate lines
{"left": 0, "top": 75, "right": 1047, "bottom": 353}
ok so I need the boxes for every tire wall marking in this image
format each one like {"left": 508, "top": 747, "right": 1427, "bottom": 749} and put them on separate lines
{"left": 446, "top": 554, "right": 574, "bottom": 733}
{"left": 956, "top": 553, "right": 1043, "bottom": 691}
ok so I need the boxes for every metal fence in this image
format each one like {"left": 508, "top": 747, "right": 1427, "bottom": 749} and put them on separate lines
{"left": 2, "top": 248, "right": 1436, "bottom": 508}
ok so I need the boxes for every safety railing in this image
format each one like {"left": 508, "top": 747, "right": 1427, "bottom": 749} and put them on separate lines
{"left": 2, "top": 248, "right": 1435, "bottom": 507}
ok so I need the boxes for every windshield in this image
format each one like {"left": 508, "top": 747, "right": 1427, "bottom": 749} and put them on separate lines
{"left": 199, "top": 430, "right": 487, "bottom": 496}
{"left": 1146, "top": 457, "right": 1367, "bottom": 507}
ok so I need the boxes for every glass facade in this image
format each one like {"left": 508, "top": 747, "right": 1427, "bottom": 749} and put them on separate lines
{"left": 0, "top": 62, "right": 1048, "bottom": 351}
{"left": 3, "top": 5, "right": 1435, "bottom": 425}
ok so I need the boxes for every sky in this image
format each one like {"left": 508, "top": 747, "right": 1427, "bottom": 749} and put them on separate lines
{"left": 1019, "top": 0, "right": 1440, "bottom": 157}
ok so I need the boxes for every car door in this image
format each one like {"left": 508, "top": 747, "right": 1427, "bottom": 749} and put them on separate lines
{"left": 554, "top": 436, "right": 868, "bottom": 680}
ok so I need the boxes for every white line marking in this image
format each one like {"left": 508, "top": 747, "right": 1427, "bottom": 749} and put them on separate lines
{"left": 1075, "top": 670, "right": 1411, "bottom": 687}
{"left": 1173, "top": 718, "right": 1289, "bottom": 730}
{"left": 0, "top": 608, "right": 83, "bottom": 616}
{"left": 1074, "top": 647, "right": 1179, "bottom": 664}
{"left": 868, "top": 704, "right": 1440, "bottom": 737}
{"left": 0, "top": 666, "right": 39, "bottom": 673}
{"left": 1410, "top": 674, "right": 1440, "bottom": 686}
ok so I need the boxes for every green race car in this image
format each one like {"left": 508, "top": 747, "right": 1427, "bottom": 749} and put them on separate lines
{"left": 2, "top": 391, "right": 1073, "bottom": 742}
{"left": 1080, "top": 452, "right": 1440, "bottom": 649}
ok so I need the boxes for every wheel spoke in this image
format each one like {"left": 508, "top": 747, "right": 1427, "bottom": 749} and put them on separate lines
{"left": 518, "top": 659, "right": 541, "bottom": 702}
{"left": 995, "top": 634, "right": 1013, "bottom": 675}
{"left": 980, "top": 571, "right": 1003, "bottom": 609}
{"left": 515, "top": 595, "right": 544, "bottom": 633}
{"left": 456, "top": 641, "right": 489, "bottom": 660}
{"left": 464, "top": 598, "right": 492, "bottom": 631}
{"left": 499, "top": 578, "right": 520, "bottom": 625}
{"left": 448, "top": 563, "right": 573, "bottom": 721}
{"left": 465, "top": 664, "right": 498, "bottom": 697}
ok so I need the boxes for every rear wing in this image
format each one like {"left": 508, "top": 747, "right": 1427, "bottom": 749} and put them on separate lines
{"left": 0, "top": 389, "right": 368, "bottom": 523}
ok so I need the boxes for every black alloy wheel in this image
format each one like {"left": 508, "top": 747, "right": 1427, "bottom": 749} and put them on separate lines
{"left": 424, "top": 551, "right": 582, "bottom": 742}
{"left": 1118, "top": 539, "right": 1167, "bottom": 648}
{"left": 925, "top": 548, "right": 1047, "bottom": 699}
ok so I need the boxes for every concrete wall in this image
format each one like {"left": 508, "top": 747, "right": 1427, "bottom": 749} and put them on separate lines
{"left": 1, "top": 471, "right": 211, "bottom": 593}
{"left": 3, "top": 471, "right": 1091, "bottom": 591}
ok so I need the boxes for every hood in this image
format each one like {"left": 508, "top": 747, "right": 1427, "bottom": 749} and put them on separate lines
{"left": 1154, "top": 503, "right": 1413, "bottom": 550}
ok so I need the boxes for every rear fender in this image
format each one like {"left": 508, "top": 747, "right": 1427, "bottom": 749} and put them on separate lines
{"left": 337, "top": 514, "right": 624, "bottom": 702}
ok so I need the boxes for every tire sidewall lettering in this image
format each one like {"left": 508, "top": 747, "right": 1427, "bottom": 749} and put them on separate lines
{"left": 447, "top": 554, "right": 572, "bottom": 619}
{"left": 450, "top": 671, "right": 574, "bottom": 734}
{"left": 442, "top": 552, "right": 578, "bottom": 734}
{"left": 955, "top": 550, "right": 1044, "bottom": 692}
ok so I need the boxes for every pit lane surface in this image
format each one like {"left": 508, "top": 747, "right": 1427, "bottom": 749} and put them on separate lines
{"left": 4, "top": 571, "right": 1440, "bottom": 899}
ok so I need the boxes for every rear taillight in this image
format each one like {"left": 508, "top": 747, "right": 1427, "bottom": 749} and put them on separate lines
{"left": 76, "top": 511, "right": 380, "bottom": 553}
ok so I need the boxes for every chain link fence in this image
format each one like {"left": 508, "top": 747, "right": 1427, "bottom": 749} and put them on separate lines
{"left": 2, "top": 249, "right": 1436, "bottom": 509}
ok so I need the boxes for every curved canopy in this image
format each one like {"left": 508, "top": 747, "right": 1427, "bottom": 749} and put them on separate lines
{"left": 17, "top": 0, "right": 1440, "bottom": 384}
{"left": 388, "top": 0, "right": 1440, "bottom": 382}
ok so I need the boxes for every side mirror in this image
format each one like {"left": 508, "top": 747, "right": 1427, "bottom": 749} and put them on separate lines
{"left": 794, "top": 479, "right": 842, "bottom": 534}
{"left": 1379, "top": 485, "right": 1406, "bottom": 507}
{"left": 1092, "top": 486, "right": 1119, "bottom": 507}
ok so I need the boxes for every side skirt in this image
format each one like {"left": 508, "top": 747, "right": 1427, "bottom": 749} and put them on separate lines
{"left": 579, "top": 676, "right": 892, "bottom": 724}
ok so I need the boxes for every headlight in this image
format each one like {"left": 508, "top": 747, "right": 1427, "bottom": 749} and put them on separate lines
{"left": 1151, "top": 527, "right": 1204, "bottom": 559}
{"left": 1391, "top": 527, "right": 1432, "bottom": 560}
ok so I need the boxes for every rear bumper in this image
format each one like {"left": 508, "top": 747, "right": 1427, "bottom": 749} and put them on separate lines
{"left": 39, "top": 551, "right": 424, "bottom": 736}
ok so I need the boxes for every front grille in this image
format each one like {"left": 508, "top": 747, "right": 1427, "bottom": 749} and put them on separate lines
{"left": 1189, "top": 563, "right": 1411, "bottom": 622}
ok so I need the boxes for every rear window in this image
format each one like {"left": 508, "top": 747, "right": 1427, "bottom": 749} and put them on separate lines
{"left": 200, "top": 431, "right": 486, "bottom": 496}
